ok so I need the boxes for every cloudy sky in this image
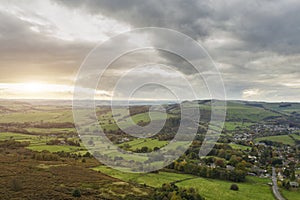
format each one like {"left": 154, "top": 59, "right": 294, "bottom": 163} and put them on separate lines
{"left": 0, "top": 0, "right": 299, "bottom": 101}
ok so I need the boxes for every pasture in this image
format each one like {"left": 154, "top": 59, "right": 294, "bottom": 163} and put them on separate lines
{"left": 119, "top": 138, "right": 169, "bottom": 151}
{"left": 93, "top": 166, "right": 275, "bottom": 200}
{"left": 254, "top": 135, "right": 295, "bottom": 146}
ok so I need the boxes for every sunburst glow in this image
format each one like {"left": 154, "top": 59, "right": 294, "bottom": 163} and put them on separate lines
{"left": 22, "top": 82, "right": 45, "bottom": 93}
{"left": 0, "top": 82, "right": 73, "bottom": 99}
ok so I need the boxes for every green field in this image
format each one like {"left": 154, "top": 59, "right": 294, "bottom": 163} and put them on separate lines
{"left": 263, "top": 103, "right": 300, "bottom": 115}
{"left": 25, "top": 127, "right": 76, "bottom": 135}
{"left": 0, "top": 110, "right": 74, "bottom": 123}
{"left": 93, "top": 166, "right": 275, "bottom": 200}
{"left": 281, "top": 189, "right": 300, "bottom": 200}
{"left": 0, "top": 132, "right": 39, "bottom": 141}
{"left": 99, "top": 110, "right": 173, "bottom": 131}
{"left": 176, "top": 176, "right": 274, "bottom": 200}
{"left": 0, "top": 132, "right": 84, "bottom": 153}
{"left": 93, "top": 166, "right": 195, "bottom": 187}
{"left": 119, "top": 138, "right": 169, "bottom": 151}
{"left": 254, "top": 135, "right": 295, "bottom": 146}
{"left": 225, "top": 122, "right": 253, "bottom": 131}
{"left": 27, "top": 143, "right": 83, "bottom": 153}
{"left": 229, "top": 143, "right": 251, "bottom": 151}
{"left": 224, "top": 102, "right": 280, "bottom": 122}
{"left": 291, "top": 134, "right": 300, "bottom": 141}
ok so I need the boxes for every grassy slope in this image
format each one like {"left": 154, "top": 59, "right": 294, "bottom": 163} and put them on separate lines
{"left": 281, "top": 189, "right": 300, "bottom": 200}
{"left": 176, "top": 176, "right": 274, "bottom": 200}
{"left": 226, "top": 103, "right": 280, "bottom": 122}
{"left": 229, "top": 143, "right": 251, "bottom": 151}
{"left": 263, "top": 103, "right": 300, "bottom": 115}
{"left": 291, "top": 133, "right": 300, "bottom": 140}
{"left": 254, "top": 135, "right": 295, "bottom": 146}
{"left": 224, "top": 122, "right": 254, "bottom": 131}
{"left": 0, "top": 110, "right": 74, "bottom": 123}
{"left": 93, "top": 166, "right": 275, "bottom": 200}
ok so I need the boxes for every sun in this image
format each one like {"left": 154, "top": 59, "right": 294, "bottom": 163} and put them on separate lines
{"left": 23, "top": 82, "right": 45, "bottom": 93}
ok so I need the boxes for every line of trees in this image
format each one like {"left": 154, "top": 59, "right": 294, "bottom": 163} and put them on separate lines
{"left": 167, "top": 161, "right": 246, "bottom": 182}
{"left": 152, "top": 183, "right": 205, "bottom": 200}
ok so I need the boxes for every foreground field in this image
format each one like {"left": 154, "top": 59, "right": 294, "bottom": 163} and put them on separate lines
{"left": 0, "top": 144, "right": 150, "bottom": 200}
{"left": 93, "top": 166, "right": 275, "bottom": 200}
{"left": 281, "top": 189, "right": 300, "bottom": 200}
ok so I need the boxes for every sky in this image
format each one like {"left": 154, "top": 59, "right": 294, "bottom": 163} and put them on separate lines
{"left": 0, "top": 0, "right": 299, "bottom": 102}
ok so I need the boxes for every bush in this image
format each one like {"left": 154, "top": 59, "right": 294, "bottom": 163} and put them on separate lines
{"left": 230, "top": 184, "right": 239, "bottom": 191}
{"left": 72, "top": 189, "right": 81, "bottom": 197}
{"left": 153, "top": 183, "right": 204, "bottom": 200}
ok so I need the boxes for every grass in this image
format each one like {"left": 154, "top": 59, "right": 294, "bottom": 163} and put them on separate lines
{"left": 27, "top": 144, "right": 83, "bottom": 153}
{"left": 224, "top": 122, "right": 253, "bottom": 131}
{"left": 280, "top": 188, "right": 300, "bottom": 200}
{"left": 119, "top": 138, "right": 169, "bottom": 150}
{"left": 25, "top": 127, "right": 76, "bottom": 135}
{"left": 0, "top": 132, "right": 39, "bottom": 141}
{"left": 291, "top": 134, "right": 300, "bottom": 141}
{"left": 225, "top": 102, "right": 280, "bottom": 123}
{"left": 36, "top": 163, "right": 68, "bottom": 169}
{"left": 254, "top": 135, "right": 295, "bottom": 146}
{"left": 0, "top": 132, "right": 84, "bottom": 153}
{"left": 93, "top": 166, "right": 195, "bottom": 187}
{"left": 0, "top": 110, "right": 74, "bottom": 123}
{"left": 263, "top": 103, "right": 300, "bottom": 115}
{"left": 229, "top": 143, "right": 251, "bottom": 151}
{"left": 176, "top": 176, "right": 274, "bottom": 200}
{"left": 93, "top": 166, "right": 275, "bottom": 200}
{"left": 100, "top": 111, "right": 173, "bottom": 131}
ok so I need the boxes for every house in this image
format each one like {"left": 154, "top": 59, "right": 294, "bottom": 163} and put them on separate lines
{"left": 268, "top": 182, "right": 273, "bottom": 186}
{"left": 290, "top": 182, "right": 299, "bottom": 188}
{"left": 247, "top": 172, "right": 256, "bottom": 176}
{"left": 209, "top": 163, "right": 216, "bottom": 168}
{"left": 278, "top": 172, "right": 284, "bottom": 181}
{"left": 255, "top": 142, "right": 267, "bottom": 147}
{"left": 226, "top": 165, "right": 235, "bottom": 171}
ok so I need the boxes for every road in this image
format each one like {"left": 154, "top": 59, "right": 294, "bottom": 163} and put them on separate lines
{"left": 272, "top": 167, "right": 285, "bottom": 200}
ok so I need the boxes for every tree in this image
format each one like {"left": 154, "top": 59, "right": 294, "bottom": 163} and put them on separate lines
{"left": 153, "top": 183, "right": 204, "bottom": 200}
{"left": 88, "top": 139, "right": 94, "bottom": 146}
{"left": 229, "top": 155, "right": 238, "bottom": 166}
{"left": 141, "top": 146, "right": 149, "bottom": 153}
{"left": 154, "top": 146, "right": 160, "bottom": 151}
{"left": 215, "top": 159, "right": 225, "bottom": 168}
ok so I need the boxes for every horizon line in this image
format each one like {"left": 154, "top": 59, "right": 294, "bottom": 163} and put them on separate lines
{"left": 0, "top": 98, "right": 299, "bottom": 103}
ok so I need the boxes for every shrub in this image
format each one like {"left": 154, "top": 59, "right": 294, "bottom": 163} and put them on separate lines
{"left": 72, "top": 189, "right": 81, "bottom": 197}
{"left": 230, "top": 184, "right": 239, "bottom": 191}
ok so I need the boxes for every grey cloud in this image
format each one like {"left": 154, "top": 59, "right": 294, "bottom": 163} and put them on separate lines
{"left": 53, "top": 0, "right": 213, "bottom": 39}
{"left": 1, "top": 0, "right": 299, "bottom": 101}
{"left": 0, "top": 10, "right": 93, "bottom": 84}
{"left": 54, "top": 0, "right": 300, "bottom": 54}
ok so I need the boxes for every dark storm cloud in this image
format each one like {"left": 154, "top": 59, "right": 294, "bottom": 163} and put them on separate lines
{"left": 54, "top": 0, "right": 300, "bottom": 54}
{"left": 54, "top": 0, "right": 212, "bottom": 39}
{"left": 53, "top": 0, "right": 300, "bottom": 101}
